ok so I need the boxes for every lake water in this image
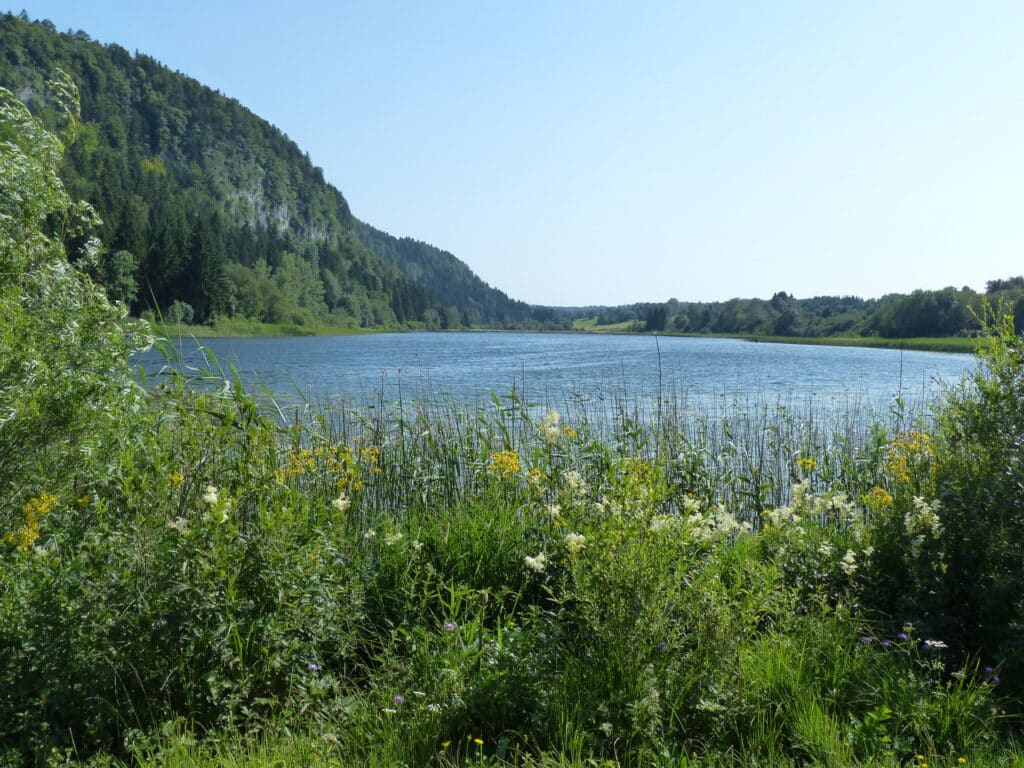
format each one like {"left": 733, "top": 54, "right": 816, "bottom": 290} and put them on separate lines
{"left": 135, "top": 332, "right": 975, "bottom": 418}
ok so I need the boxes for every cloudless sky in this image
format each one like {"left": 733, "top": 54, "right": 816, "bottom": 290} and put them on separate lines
{"left": 8, "top": 2, "right": 1024, "bottom": 306}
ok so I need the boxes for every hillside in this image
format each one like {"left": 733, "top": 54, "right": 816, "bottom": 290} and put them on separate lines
{"left": 0, "top": 12, "right": 544, "bottom": 329}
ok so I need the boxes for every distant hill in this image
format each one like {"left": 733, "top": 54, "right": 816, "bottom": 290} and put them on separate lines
{"left": 0, "top": 12, "right": 551, "bottom": 329}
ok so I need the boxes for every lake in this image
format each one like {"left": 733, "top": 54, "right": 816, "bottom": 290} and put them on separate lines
{"left": 136, "top": 332, "right": 975, "bottom": 420}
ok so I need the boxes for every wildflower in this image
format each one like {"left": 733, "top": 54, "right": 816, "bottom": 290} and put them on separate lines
{"left": 382, "top": 707, "right": 397, "bottom": 714}
{"left": 308, "top": 662, "right": 320, "bottom": 671}
{"left": 202, "top": 485, "right": 219, "bottom": 506}
{"left": 564, "top": 532, "right": 586, "bottom": 555}
{"left": 411, "top": 539, "right": 423, "bottom": 553}
{"left": 169, "top": 471, "right": 185, "bottom": 487}
{"left": 906, "top": 496, "right": 943, "bottom": 541}
{"left": 363, "top": 529, "right": 377, "bottom": 541}
{"left": 897, "top": 632, "right": 910, "bottom": 641}
{"left": 564, "top": 470, "right": 586, "bottom": 492}
{"left": 865, "top": 486, "right": 893, "bottom": 508}
{"left": 923, "top": 639, "right": 948, "bottom": 650}
{"left": 526, "top": 467, "right": 545, "bottom": 489}
{"left": 427, "top": 703, "right": 441, "bottom": 713}
{"left": 487, "top": 450, "right": 521, "bottom": 479}
{"left": 840, "top": 549, "right": 858, "bottom": 575}
{"left": 444, "top": 621, "right": 458, "bottom": 631}
{"left": 539, "top": 410, "right": 562, "bottom": 443}
{"left": 524, "top": 552, "right": 547, "bottom": 573}
{"left": 860, "top": 636, "right": 874, "bottom": 644}
{"left": 796, "top": 457, "right": 817, "bottom": 472}
{"left": 413, "top": 690, "right": 426, "bottom": 697}
{"left": 818, "top": 541, "right": 834, "bottom": 557}
{"left": 441, "top": 740, "right": 451, "bottom": 749}
{"left": 331, "top": 494, "right": 351, "bottom": 513}
{"left": 599, "top": 722, "right": 613, "bottom": 736}
{"left": 394, "top": 694, "right": 404, "bottom": 704}
{"left": 384, "top": 531, "right": 403, "bottom": 546}
{"left": 473, "top": 738, "right": 484, "bottom": 746}
{"left": 958, "top": 759, "right": 967, "bottom": 765}
{"left": 546, "top": 503, "right": 562, "bottom": 520}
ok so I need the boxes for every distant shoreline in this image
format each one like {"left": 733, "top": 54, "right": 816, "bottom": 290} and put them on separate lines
{"left": 153, "top": 320, "right": 976, "bottom": 354}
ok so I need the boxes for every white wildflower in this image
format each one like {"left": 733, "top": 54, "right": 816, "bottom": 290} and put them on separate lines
{"left": 384, "top": 531, "right": 403, "bottom": 546}
{"left": 818, "top": 541, "right": 834, "bottom": 557}
{"left": 363, "top": 529, "right": 377, "bottom": 541}
{"left": 539, "top": 410, "right": 561, "bottom": 443}
{"left": 564, "top": 470, "right": 586, "bottom": 493}
{"left": 599, "top": 722, "right": 613, "bottom": 737}
{"left": 839, "top": 549, "right": 858, "bottom": 575}
{"left": 546, "top": 503, "right": 562, "bottom": 520}
{"left": 201, "top": 485, "right": 219, "bottom": 506}
{"left": 411, "top": 540, "right": 423, "bottom": 553}
{"left": 331, "top": 494, "right": 351, "bottom": 513}
{"left": 923, "top": 639, "right": 948, "bottom": 650}
{"left": 564, "top": 532, "right": 587, "bottom": 554}
{"left": 524, "top": 552, "right": 547, "bottom": 573}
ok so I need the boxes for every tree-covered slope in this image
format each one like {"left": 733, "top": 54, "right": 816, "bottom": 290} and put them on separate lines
{"left": 0, "top": 12, "right": 539, "bottom": 328}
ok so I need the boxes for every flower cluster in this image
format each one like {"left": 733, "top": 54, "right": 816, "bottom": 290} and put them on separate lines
{"left": 486, "top": 450, "right": 521, "bottom": 479}
{"left": 538, "top": 410, "right": 562, "bottom": 443}
{"left": 524, "top": 552, "right": 547, "bottom": 573}
{"left": 6, "top": 492, "right": 57, "bottom": 551}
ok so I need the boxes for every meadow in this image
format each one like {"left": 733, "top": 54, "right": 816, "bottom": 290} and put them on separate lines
{"left": 5, "top": 76, "right": 1024, "bottom": 768}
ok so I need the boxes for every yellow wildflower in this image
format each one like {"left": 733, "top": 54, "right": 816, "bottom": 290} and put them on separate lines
{"left": 796, "top": 457, "right": 817, "bottom": 472}
{"left": 487, "top": 450, "right": 521, "bottom": 479}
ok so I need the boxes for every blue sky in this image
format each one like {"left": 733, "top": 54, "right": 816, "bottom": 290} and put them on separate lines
{"left": 9, "top": 2, "right": 1024, "bottom": 306}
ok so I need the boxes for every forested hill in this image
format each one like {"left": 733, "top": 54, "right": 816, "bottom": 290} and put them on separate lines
{"left": 0, "top": 13, "right": 541, "bottom": 328}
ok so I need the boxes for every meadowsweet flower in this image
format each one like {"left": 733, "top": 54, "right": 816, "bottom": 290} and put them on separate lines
{"left": 427, "top": 703, "right": 441, "bottom": 713}
{"left": 202, "top": 485, "right": 219, "bottom": 506}
{"left": 331, "top": 494, "right": 351, "bottom": 513}
{"left": 564, "top": 532, "right": 586, "bottom": 554}
{"left": 599, "top": 722, "right": 613, "bottom": 736}
{"left": 524, "top": 552, "right": 547, "bottom": 573}
{"left": 564, "top": 470, "right": 586, "bottom": 492}
{"left": 546, "top": 503, "right": 562, "bottom": 520}
{"left": 818, "top": 541, "right": 834, "bottom": 557}
{"left": 526, "top": 467, "right": 545, "bottom": 489}
{"left": 840, "top": 549, "right": 858, "bottom": 575}
{"left": 363, "top": 529, "right": 377, "bottom": 541}
{"left": 539, "top": 410, "right": 562, "bottom": 443}
{"left": 411, "top": 539, "right": 423, "bottom": 553}
{"left": 384, "top": 531, "right": 403, "bottom": 546}
{"left": 923, "top": 639, "right": 948, "bottom": 650}
{"left": 906, "top": 496, "right": 943, "bottom": 543}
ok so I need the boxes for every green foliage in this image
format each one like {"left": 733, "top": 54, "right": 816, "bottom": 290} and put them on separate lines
{"left": 0, "top": 71, "right": 150, "bottom": 515}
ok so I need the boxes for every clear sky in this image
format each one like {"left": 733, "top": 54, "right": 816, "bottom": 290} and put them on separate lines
{"left": 8, "top": 2, "right": 1024, "bottom": 306}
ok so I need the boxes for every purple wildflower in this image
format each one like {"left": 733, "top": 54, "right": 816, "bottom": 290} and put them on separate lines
{"left": 657, "top": 641, "right": 668, "bottom": 652}
{"left": 881, "top": 640, "right": 892, "bottom": 648}
{"left": 897, "top": 632, "right": 910, "bottom": 641}
{"left": 985, "top": 666, "right": 996, "bottom": 674}
{"left": 860, "top": 636, "right": 874, "bottom": 644}
{"left": 993, "top": 675, "right": 1002, "bottom": 685}
{"left": 444, "top": 622, "right": 457, "bottom": 631}
{"left": 307, "top": 662, "right": 319, "bottom": 671}
{"left": 394, "top": 695, "right": 405, "bottom": 705}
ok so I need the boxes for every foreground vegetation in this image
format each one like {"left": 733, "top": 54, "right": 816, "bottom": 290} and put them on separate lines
{"left": 8, "top": 75, "right": 1024, "bottom": 768}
